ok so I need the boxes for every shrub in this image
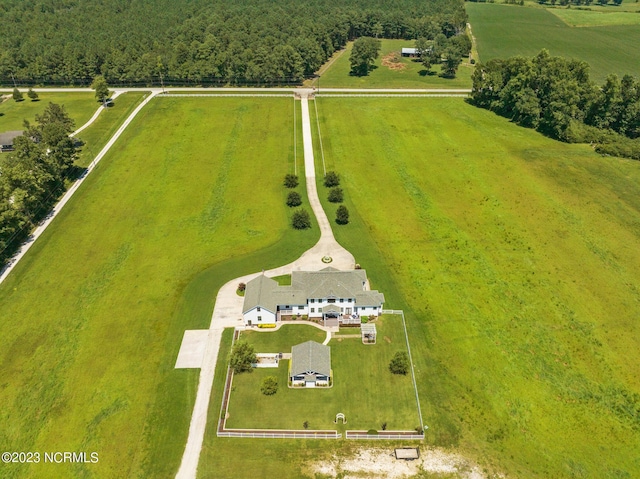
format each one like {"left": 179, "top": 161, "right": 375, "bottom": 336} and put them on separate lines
{"left": 303, "top": 421, "right": 309, "bottom": 429}
{"left": 292, "top": 209, "right": 311, "bottom": 229}
{"left": 389, "top": 351, "right": 410, "bottom": 375}
{"left": 286, "top": 191, "right": 302, "bottom": 207}
{"left": 261, "top": 376, "right": 278, "bottom": 395}
{"left": 336, "top": 205, "right": 349, "bottom": 225}
{"left": 27, "top": 88, "right": 39, "bottom": 101}
{"left": 284, "top": 174, "right": 299, "bottom": 188}
{"left": 327, "top": 187, "right": 344, "bottom": 203}
{"left": 367, "top": 429, "right": 378, "bottom": 435}
{"left": 12, "top": 87, "right": 23, "bottom": 102}
{"left": 237, "top": 282, "right": 246, "bottom": 292}
{"left": 230, "top": 341, "right": 257, "bottom": 373}
{"left": 324, "top": 171, "right": 340, "bottom": 187}
{"left": 381, "top": 422, "right": 387, "bottom": 431}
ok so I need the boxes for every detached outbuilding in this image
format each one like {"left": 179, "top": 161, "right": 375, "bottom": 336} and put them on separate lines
{"left": 290, "top": 341, "right": 332, "bottom": 388}
{"left": 0, "top": 131, "right": 23, "bottom": 152}
{"left": 401, "top": 48, "right": 419, "bottom": 57}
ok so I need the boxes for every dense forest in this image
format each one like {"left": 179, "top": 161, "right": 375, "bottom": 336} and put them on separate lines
{"left": 0, "top": 0, "right": 466, "bottom": 86}
{"left": 470, "top": 50, "right": 640, "bottom": 160}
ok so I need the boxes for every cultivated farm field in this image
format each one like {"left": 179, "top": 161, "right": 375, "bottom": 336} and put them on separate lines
{"left": 308, "top": 97, "right": 640, "bottom": 478}
{"left": 0, "top": 97, "right": 318, "bottom": 478}
{"left": 467, "top": 3, "right": 640, "bottom": 83}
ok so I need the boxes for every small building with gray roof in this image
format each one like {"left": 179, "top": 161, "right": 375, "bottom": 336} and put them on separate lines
{"left": 290, "top": 340, "right": 331, "bottom": 387}
{"left": 0, "top": 131, "right": 23, "bottom": 152}
{"left": 242, "top": 267, "right": 385, "bottom": 326}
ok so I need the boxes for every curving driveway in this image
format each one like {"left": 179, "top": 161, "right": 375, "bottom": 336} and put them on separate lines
{"left": 175, "top": 90, "right": 354, "bottom": 479}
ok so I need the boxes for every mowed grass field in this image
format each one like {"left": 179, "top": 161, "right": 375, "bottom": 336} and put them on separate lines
{"left": 467, "top": 3, "right": 640, "bottom": 83}
{"left": 307, "top": 97, "right": 640, "bottom": 477}
{"left": 75, "top": 92, "right": 147, "bottom": 167}
{"left": 0, "top": 92, "right": 97, "bottom": 130}
{"left": 549, "top": 7, "right": 640, "bottom": 27}
{"left": 315, "top": 39, "right": 472, "bottom": 89}
{"left": 227, "top": 317, "right": 419, "bottom": 431}
{"left": 0, "top": 97, "right": 319, "bottom": 478}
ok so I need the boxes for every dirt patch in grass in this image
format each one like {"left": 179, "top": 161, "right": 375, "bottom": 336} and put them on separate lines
{"left": 312, "top": 447, "right": 489, "bottom": 478}
{"left": 384, "top": 336, "right": 392, "bottom": 343}
{"left": 382, "top": 52, "right": 406, "bottom": 71}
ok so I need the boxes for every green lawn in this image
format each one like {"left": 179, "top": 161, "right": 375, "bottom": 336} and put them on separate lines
{"left": 241, "top": 324, "right": 325, "bottom": 353}
{"left": 315, "top": 39, "right": 472, "bottom": 89}
{"left": 308, "top": 97, "right": 640, "bottom": 477}
{"left": 75, "top": 92, "right": 147, "bottom": 167}
{"left": 227, "top": 315, "right": 419, "bottom": 431}
{"left": 0, "top": 97, "right": 318, "bottom": 478}
{"left": 199, "top": 329, "right": 343, "bottom": 479}
{"left": 0, "top": 92, "right": 97, "bottom": 130}
{"left": 467, "top": 2, "right": 640, "bottom": 83}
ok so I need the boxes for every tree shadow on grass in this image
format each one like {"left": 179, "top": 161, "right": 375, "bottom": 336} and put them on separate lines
{"left": 348, "top": 65, "right": 378, "bottom": 77}
{"left": 418, "top": 70, "right": 436, "bottom": 77}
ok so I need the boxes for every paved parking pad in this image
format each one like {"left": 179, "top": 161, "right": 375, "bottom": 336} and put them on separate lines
{"left": 175, "top": 330, "right": 210, "bottom": 368}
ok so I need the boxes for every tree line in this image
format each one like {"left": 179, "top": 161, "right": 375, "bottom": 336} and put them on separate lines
{"left": 0, "top": 0, "right": 466, "bottom": 86}
{"left": 0, "top": 104, "right": 77, "bottom": 265}
{"left": 470, "top": 50, "right": 640, "bottom": 160}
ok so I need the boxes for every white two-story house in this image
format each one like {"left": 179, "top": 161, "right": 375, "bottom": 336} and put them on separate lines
{"left": 242, "top": 267, "right": 385, "bottom": 326}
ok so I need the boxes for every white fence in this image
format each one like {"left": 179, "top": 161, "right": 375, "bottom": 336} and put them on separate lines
{"left": 345, "top": 431, "right": 424, "bottom": 440}
{"left": 217, "top": 430, "right": 340, "bottom": 439}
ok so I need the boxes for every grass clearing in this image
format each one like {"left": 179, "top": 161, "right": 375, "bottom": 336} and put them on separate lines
{"left": 75, "top": 92, "right": 147, "bottom": 167}
{"left": 226, "top": 316, "right": 419, "bottom": 431}
{"left": 315, "top": 39, "right": 472, "bottom": 89}
{"left": 0, "top": 97, "right": 318, "bottom": 478}
{"left": 0, "top": 92, "right": 97, "bottom": 130}
{"left": 467, "top": 2, "right": 640, "bottom": 83}
{"left": 310, "top": 96, "right": 640, "bottom": 478}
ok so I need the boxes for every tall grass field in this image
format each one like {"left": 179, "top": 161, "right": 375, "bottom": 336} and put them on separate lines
{"left": 308, "top": 96, "right": 640, "bottom": 478}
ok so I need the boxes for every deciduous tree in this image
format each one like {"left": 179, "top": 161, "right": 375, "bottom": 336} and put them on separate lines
{"left": 91, "top": 75, "right": 110, "bottom": 107}
{"left": 349, "top": 37, "right": 381, "bottom": 77}
{"left": 286, "top": 191, "right": 302, "bottom": 207}
{"left": 292, "top": 209, "right": 311, "bottom": 229}
{"left": 230, "top": 341, "right": 257, "bottom": 373}
{"left": 323, "top": 171, "right": 340, "bottom": 187}
{"left": 336, "top": 205, "right": 349, "bottom": 225}
{"left": 389, "top": 351, "right": 409, "bottom": 375}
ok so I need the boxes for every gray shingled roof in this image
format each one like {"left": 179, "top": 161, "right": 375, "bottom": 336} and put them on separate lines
{"left": 292, "top": 268, "right": 368, "bottom": 299}
{"left": 242, "top": 274, "right": 307, "bottom": 314}
{"left": 0, "top": 130, "right": 23, "bottom": 146}
{"left": 242, "top": 275, "right": 278, "bottom": 313}
{"left": 290, "top": 341, "right": 331, "bottom": 377}
{"left": 321, "top": 304, "right": 341, "bottom": 313}
{"left": 355, "top": 290, "right": 385, "bottom": 306}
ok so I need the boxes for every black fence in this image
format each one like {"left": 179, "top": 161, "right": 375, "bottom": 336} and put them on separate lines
{"left": 0, "top": 76, "right": 306, "bottom": 88}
